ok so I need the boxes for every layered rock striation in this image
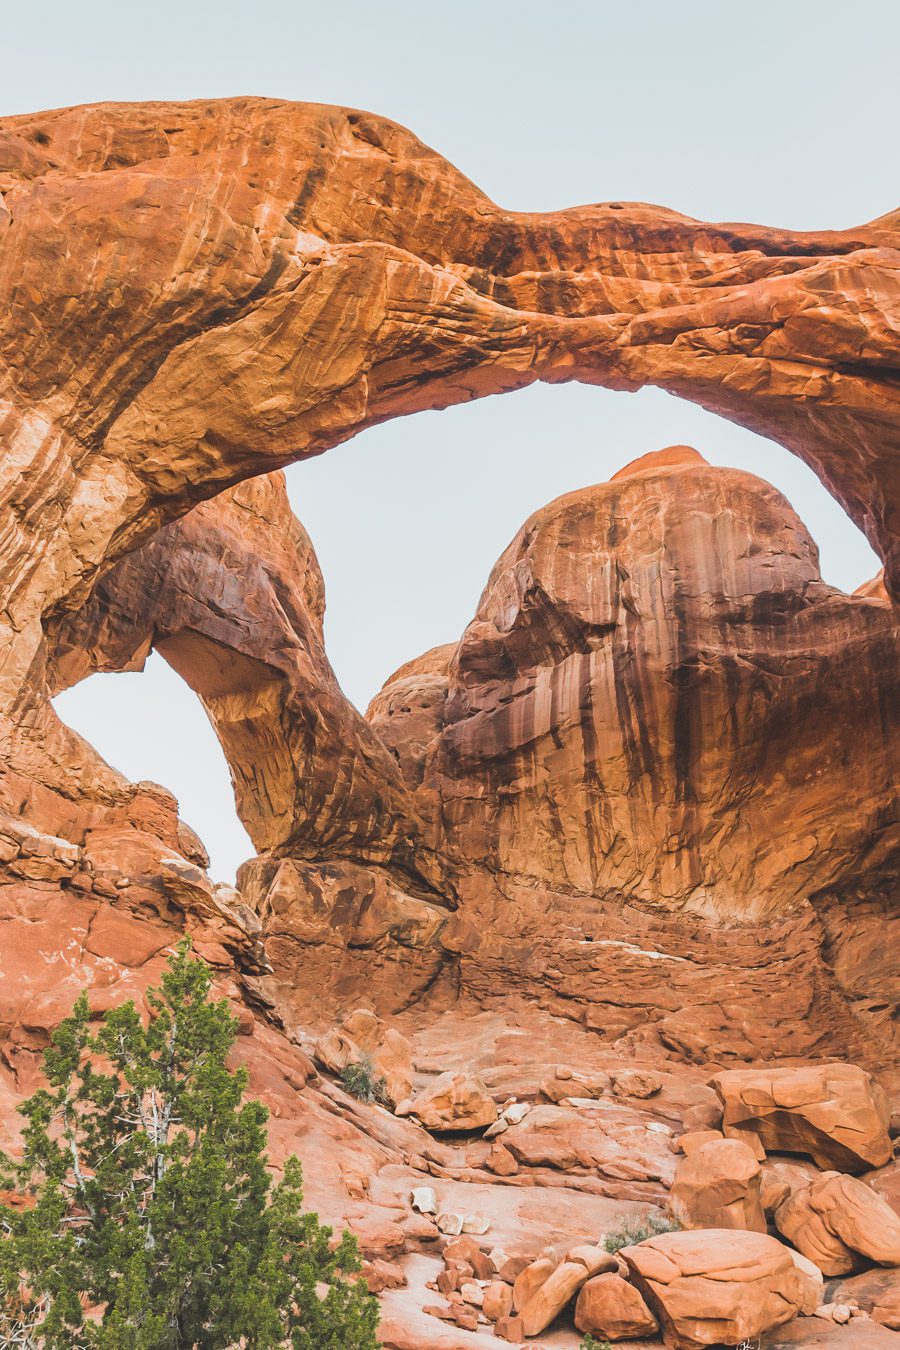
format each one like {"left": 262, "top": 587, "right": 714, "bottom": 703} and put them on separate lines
{"left": 1, "top": 97, "right": 899, "bottom": 1347}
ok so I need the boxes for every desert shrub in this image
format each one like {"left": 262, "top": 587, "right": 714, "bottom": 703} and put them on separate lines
{"left": 340, "top": 1055, "right": 389, "bottom": 1106}
{"left": 0, "top": 940, "right": 380, "bottom": 1348}
{"left": 579, "top": 1336, "right": 613, "bottom": 1350}
{"left": 602, "top": 1209, "right": 682, "bottom": 1253}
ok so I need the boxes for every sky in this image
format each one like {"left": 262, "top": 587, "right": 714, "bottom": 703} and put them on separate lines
{"left": 19, "top": 0, "right": 893, "bottom": 880}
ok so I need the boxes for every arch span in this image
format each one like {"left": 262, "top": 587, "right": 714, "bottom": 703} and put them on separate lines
{"left": 0, "top": 97, "right": 897, "bottom": 713}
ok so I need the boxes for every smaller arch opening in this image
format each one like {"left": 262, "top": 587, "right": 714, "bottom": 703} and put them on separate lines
{"left": 52, "top": 651, "right": 253, "bottom": 883}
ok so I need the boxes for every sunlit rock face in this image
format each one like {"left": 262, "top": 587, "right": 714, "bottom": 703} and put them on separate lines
{"left": 0, "top": 97, "right": 897, "bottom": 1064}
{"left": 372, "top": 447, "right": 898, "bottom": 924}
{"left": 1, "top": 97, "right": 898, "bottom": 852}
{"left": 2, "top": 97, "right": 900, "bottom": 1349}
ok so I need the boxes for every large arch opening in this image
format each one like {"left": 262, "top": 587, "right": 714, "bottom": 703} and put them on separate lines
{"left": 50, "top": 383, "right": 880, "bottom": 882}
{"left": 284, "top": 383, "right": 880, "bottom": 712}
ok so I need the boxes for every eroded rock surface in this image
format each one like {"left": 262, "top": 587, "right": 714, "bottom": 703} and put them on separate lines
{"left": 713, "top": 1065, "right": 893, "bottom": 1172}
{"left": 621, "top": 1229, "right": 821, "bottom": 1348}
{"left": 1, "top": 95, "right": 899, "bottom": 1350}
{"left": 366, "top": 449, "right": 899, "bottom": 1058}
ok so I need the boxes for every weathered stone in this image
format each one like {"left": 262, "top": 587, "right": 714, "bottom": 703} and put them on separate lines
{"left": 397, "top": 1072, "right": 497, "bottom": 1132}
{"left": 622, "top": 1228, "right": 821, "bottom": 1348}
{"left": 520, "top": 1259, "right": 593, "bottom": 1336}
{"left": 712, "top": 1065, "right": 892, "bottom": 1172}
{"left": 776, "top": 1172, "right": 900, "bottom": 1276}
{"left": 574, "top": 1272, "right": 658, "bottom": 1340}
{"left": 670, "top": 1138, "right": 767, "bottom": 1232}
{"left": 512, "top": 1256, "right": 556, "bottom": 1313}
{"left": 677, "top": 1130, "right": 724, "bottom": 1156}
{"left": 482, "top": 1280, "right": 513, "bottom": 1323}
{"left": 611, "top": 1070, "right": 662, "bottom": 1100}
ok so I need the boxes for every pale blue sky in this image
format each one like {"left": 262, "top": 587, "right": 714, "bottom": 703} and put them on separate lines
{"left": 28, "top": 0, "right": 893, "bottom": 878}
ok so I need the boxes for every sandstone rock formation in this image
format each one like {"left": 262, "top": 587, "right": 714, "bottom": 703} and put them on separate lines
{"left": 518, "top": 1245, "right": 615, "bottom": 1336}
{"left": 313, "top": 1008, "right": 414, "bottom": 1108}
{"left": 370, "top": 447, "right": 898, "bottom": 922}
{"left": 670, "top": 1137, "right": 766, "bottom": 1232}
{"left": 366, "top": 448, "right": 899, "bottom": 1059}
{"left": 712, "top": 1065, "right": 893, "bottom": 1172}
{"left": 775, "top": 1172, "right": 900, "bottom": 1276}
{"left": 1, "top": 96, "right": 898, "bottom": 868}
{"left": 621, "top": 1229, "right": 821, "bottom": 1348}
{"left": 45, "top": 473, "right": 438, "bottom": 884}
{"left": 396, "top": 1073, "right": 498, "bottom": 1132}
{"left": 1, "top": 94, "right": 899, "bottom": 1349}
{"left": 574, "top": 1270, "right": 659, "bottom": 1340}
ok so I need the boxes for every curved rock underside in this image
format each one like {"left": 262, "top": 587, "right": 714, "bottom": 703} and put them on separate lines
{"left": 1, "top": 97, "right": 899, "bottom": 1347}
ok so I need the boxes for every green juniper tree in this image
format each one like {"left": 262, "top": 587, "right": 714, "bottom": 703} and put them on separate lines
{"left": 0, "top": 941, "right": 380, "bottom": 1349}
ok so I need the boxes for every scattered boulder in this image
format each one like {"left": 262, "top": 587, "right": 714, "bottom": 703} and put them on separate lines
{"left": 760, "top": 1158, "right": 821, "bottom": 1216}
{"left": 815, "top": 1301, "right": 855, "bottom": 1323}
{"left": 486, "top": 1141, "right": 518, "bottom": 1176}
{"left": 542, "top": 1068, "right": 611, "bottom": 1102}
{"left": 482, "top": 1280, "right": 513, "bottom": 1322}
{"left": 496, "top": 1253, "right": 531, "bottom": 1283}
{"left": 611, "top": 1068, "right": 662, "bottom": 1099}
{"left": 396, "top": 1072, "right": 498, "bottom": 1131}
{"left": 519, "top": 1260, "right": 592, "bottom": 1336}
{"left": 313, "top": 1008, "right": 413, "bottom": 1107}
{"left": 513, "top": 1255, "right": 556, "bottom": 1312}
{"left": 776, "top": 1171, "right": 900, "bottom": 1276}
{"left": 621, "top": 1228, "right": 821, "bottom": 1348}
{"left": 682, "top": 1101, "right": 724, "bottom": 1133}
{"left": 410, "top": 1185, "right": 437, "bottom": 1214}
{"left": 494, "top": 1313, "right": 525, "bottom": 1342}
{"left": 442, "top": 1236, "right": 495, "bottom": 1281}
{"left": 574, "top": 1271, "right": 659, "bottom": 1340}
{"left": 360, "top": 1257, "right": 407, "bottom": 1293}
{"left": 670, "top": 1137, "right": 767, "bottom": 1232}
{"left": 711, "top": 1064, "right": 891, "bottom": 1172}
{"left": 458, "top": 1279, "right": 483, "bottom": 1307}
{"left": 514, "top": 1245, "right": 616, "bottom": 1336}
{"left": 788, "top": 1249, "right": 825, "bottom": 1310}
{"left": 873, "top": 1285, "right": 900, "bottom": 1330}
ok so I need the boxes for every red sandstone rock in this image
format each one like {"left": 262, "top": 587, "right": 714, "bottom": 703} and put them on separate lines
{"left": 397, "top": 1073, "right": 498, "bottom": 1132}
{"left": 677, "top": 1130, "right": 724, "bottom": 1156}
{"left": 574, "top": 1271, "right": 658, "bottom": 1340}
{"left": 314, "top": 1009, "right": 414, "bottom": 1108}
{"left": 481, "top": 1280, "right": 513, "bottom": 1323}
{"left": 367, "top": 451, "right": 900, "bottom": 1060}
{"left": 873, "top": 1286, "right": 900, "bottom": 1330}
{"left": 512, "top": 1256, "right": 556, "bottom": 1313}
{"left": 621, "top": 1228, "right": 821, "bottom": 1348}
{"left": 776, "top": 1171, "right": 900, "bottom": 1276}
{"left": 712, "top": 1065, "right": 892, "bottom": 1172}
{"left": 1, "top": 93, "right": 899, "bottom": 1350}
{"left": 670, "top": 1138, "right": 767, "bottom": 1232}
{"left": 519, "top": 1258, "right": 595, "bottom": 1335}
{"left": 760, "top": 1158, "right": 822, "bottom": 1217}
{"left": 493, "top": 1313, "right": 525, "bottom": 1342}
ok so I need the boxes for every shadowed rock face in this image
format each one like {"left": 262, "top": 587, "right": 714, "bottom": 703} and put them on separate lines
{"left": 372, "top": 447, "right": 898, "bottom": 923}
{"left": 38, "top": 442, "right": 898, "bottom": 1061}
{"left": 46, "top": 472, "right": 441, "bottom": 891}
